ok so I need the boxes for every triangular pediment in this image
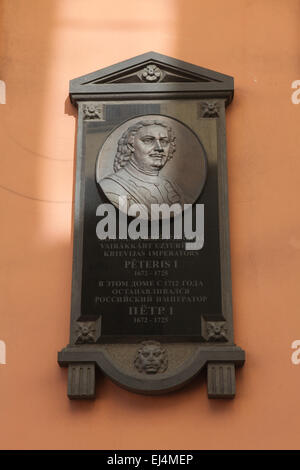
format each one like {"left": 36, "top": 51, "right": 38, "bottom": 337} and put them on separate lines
{"left": 70, "top": 52, "right": 234, "bottom": 104}
{"left": 87, "top": 62, "right": 206, "bottom": 84}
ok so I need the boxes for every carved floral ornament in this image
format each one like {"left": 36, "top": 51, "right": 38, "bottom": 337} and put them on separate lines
{"left": 201, "top": 101, "right": 219, "bottom": 118}
{"left": 206, "top": 321, "right": 228, "bottom": 342}
{"left": 83, "top": 103, "right": 104, "bottom": 120}
{"left": 75, "top": 321, "right": 97, "bottom": 344}
{"left": 141, "top": 64, "right": 162, "bottom": 82}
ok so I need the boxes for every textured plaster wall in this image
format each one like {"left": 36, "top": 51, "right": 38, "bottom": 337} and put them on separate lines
{"left": 0, "top": 0, "right": 300, "bottom": 450}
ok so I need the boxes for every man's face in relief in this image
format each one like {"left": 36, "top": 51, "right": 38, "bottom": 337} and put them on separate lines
{"left": 128, "top": 124, "right": 170, "bottom": 172}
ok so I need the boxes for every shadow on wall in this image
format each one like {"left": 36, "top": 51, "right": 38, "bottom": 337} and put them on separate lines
{"left": 0, "top": 1, "right": 74, "bottom": 380}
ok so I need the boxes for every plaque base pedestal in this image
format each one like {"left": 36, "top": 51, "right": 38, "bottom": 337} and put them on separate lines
{"left": 67, "top": 363, "right": 96, "bottom": 399}
{"left": 207, "top": 363, "right": 236, "bottom": 398}
{"left": 58, "top": 343, "right": 245, "bottom": 399}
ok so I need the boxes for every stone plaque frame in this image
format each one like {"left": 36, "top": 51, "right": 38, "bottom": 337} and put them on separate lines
{"left": 58, "top": 52, "right": 245, "bottom": 399}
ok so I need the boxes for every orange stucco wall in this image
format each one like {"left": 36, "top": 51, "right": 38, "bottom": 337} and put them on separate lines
{"left": 1, "top": 0, "right": 300, "bottom": 450}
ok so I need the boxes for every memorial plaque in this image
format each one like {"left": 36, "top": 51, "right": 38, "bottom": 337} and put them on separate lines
{"left": 58, "top": 52, "right": 245, "bottom": 398}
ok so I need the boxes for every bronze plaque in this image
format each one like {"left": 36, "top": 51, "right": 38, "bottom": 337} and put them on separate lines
{"left": 58, "top": 52, "right": 245, "bottom": 399}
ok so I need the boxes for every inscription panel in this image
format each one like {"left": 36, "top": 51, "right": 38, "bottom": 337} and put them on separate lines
{"left": 80, "top": 102, "right": 222, "bottom": 340}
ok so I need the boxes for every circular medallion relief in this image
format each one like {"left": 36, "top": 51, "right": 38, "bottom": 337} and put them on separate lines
{"left": 96, "top": 115, "right": 207, "bottom": 217}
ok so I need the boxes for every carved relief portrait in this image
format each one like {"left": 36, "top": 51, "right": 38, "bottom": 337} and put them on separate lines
{"left": 96, "top": 115, "right": 207, "bottom": 216}
{"left": 134, "top": 341, "right": 168, "bottom": 374}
